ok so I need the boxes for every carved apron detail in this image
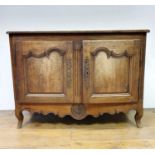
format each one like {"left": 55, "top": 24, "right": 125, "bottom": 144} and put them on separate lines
{"left": 71, "top": 104, "right": 86, "bottom": 120}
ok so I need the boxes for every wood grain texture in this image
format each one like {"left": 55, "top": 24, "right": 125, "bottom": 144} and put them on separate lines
{"left": 0, "top": 109, "right": 155, "bottom": 148}
{"left": 26, "top": 52, "right": 63, "bottom": 93}
{"left": 8, "top": 31, "right": 149, "bottom": 128}
{"left": 83, "top": 39, "right": 141, "bottom": 104}
{"left": 15, "top": 40, "right": 74, "bottom": 103}
{"left": 93, "top": 52, "right": 129, "bottom": 93}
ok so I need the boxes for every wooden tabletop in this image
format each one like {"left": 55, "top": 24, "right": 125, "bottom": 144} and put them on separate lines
{"left": 7, "top": 29, "right": 150, "bottom": 34}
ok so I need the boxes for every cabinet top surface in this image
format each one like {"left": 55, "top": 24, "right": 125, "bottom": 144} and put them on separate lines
{"left": 7, "top": 29, "right": 150, "bottom": 34}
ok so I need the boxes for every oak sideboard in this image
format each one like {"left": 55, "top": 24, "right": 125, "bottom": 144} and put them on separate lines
{"left": 7, "top": 30, "right": 149, "bottom": 128}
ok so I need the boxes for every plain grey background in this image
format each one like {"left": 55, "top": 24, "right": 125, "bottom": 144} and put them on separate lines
{"left": 0, "top": 5, "right": 154, "bottom": 110}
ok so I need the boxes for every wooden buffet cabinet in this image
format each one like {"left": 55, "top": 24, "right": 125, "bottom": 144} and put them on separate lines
{"left": 7, "top": 30, "right": 149, "bottom": 128}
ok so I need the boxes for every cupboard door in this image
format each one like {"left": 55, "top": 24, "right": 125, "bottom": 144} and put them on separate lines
{"left": 83, "top": 39, "right": 141, "bottom": 104}
{"left": 15, "top": 40, "right": 73, "bottom": 103}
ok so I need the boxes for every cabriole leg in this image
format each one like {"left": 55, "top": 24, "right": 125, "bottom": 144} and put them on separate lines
{"left": 135, "top": 110, "right": 143, "bottom": 128}
{"left": 15, "top": 109, "right": 24, "bottom": 129}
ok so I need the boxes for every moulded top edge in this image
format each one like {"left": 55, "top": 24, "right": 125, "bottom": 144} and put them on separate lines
{"left": 6, "top": 29, "right": 150, "bottom": 34}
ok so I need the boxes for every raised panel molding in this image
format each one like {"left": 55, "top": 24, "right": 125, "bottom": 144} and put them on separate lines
{"left": 23, "top": 47, "right": 66, "bottom": 59}
{"left": 91, "top": 47, "right": 134, "bottom": 58}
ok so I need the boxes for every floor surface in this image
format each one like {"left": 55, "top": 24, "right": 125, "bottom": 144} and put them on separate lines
{"left": 0, "top": 109, "right": 155, "bottom": 148}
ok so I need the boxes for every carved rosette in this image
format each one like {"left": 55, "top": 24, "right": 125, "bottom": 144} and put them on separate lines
{"left": 71, "top": 104, "right": 87, "bottom": 120}
{"left": 73, "top": 40, "right": 82, "bottom": 51}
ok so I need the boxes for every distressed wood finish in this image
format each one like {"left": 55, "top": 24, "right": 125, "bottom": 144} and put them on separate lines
{"left": 83, "top": 40, "right": 140, "bottom": 104}
{"left": 8, "top": 30, "right": 149, "bottom": 128}
{"left": 15, "top": 41, "right": 74, "bottom": 104}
